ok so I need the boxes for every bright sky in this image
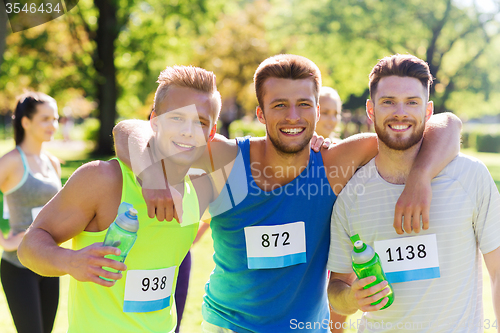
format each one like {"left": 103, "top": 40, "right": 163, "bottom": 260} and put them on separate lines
{"left": 455, "top": 0, "right": 499, "bottom": 13}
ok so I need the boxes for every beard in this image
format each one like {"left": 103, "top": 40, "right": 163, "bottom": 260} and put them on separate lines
{"left": 375, "top": 118, "right": 425, "bottom": 151}
{"left": 267, "top": 127, "right": 312, "bottom": 155}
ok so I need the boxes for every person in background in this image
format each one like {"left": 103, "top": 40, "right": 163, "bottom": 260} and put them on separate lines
{"left": 0, "top": 91, "right": 61, "bottom": 333}
{"left": 317, "top": 87, "right": 342, "bottom": 143}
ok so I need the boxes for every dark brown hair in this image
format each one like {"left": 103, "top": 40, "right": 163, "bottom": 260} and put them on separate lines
{"left": 13, "top": 91, "right": 56, "bottom": 145}
{"left": 369, "top": 54, "right": 433, "bottom": 100}
{"left": 254, "top": 54, "right": 322, "bottom": 109}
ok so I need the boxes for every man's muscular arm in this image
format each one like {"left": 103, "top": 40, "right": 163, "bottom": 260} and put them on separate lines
{"left": 18, "top": 161, "right": 126, "bottom": 287}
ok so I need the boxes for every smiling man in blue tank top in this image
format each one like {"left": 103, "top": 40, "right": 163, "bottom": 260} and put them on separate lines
{"left": 113, "top": 54, "right": 462, "bottom": 332}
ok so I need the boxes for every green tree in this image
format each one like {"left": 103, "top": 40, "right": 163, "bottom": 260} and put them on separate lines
{"left": 0, "top": 6, "right": 7, "bottom": 68}
{"left": 270, "top": 0, "right": 500, "bottom": 118}
{"left": 0, "top": 7, "right": 94, "bottom": 115}
{"left": 77, "top": 0, "right": 216, "bottom": 154}
{"left": 115, "top": 0, "right": 221, "bottom": 120}
{"left": 0, "top": 0, "right": 219, "bottom": 153}
{"left": 192, "top": 0, "right": 271, "bottom": 136}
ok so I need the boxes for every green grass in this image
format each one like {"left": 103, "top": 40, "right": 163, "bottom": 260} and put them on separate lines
{"left": 0, "top": 143, "right": 498, "bottom": 332}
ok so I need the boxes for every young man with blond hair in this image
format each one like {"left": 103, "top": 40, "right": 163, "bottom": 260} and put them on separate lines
{"left": 113, "top": 54, "right": 462, "bottom": 332}
{"left": 327, "top": 54, "right": 500, "bottom": 332}
{"left": 18, "top": 66, "right": 220, "bottom": 333}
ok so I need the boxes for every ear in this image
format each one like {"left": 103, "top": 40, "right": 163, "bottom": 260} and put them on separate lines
{"left": 21, "top": 116, "right": 30, "bottom": 130}
{"left": 209, "top": 123, "right": 217, "bottom": 141}
{"left": 366, "top": 99, "right": 375, "bottom": 123}
{"left": 316, "top": 103, "right": 320, "bottom": 123}
{"left": 150, "top": 110, "right": 158, "bottom": 132}
{"left": 256, "top": 106, "right": 266, "bottom": 124}
{"left": 425, "top": 101, "right": 434, "bottom": 122}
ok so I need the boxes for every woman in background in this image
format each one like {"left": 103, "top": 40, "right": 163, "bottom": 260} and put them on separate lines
{"left": 0, "top": 91, "right": 61, "bottom": 333}
{"left": 317, "top": 86, "right": 342, "bottom": 143}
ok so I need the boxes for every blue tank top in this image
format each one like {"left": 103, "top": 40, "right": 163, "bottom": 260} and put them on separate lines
{"left": 203, "top": 137, "right": 337, "bottom": 332}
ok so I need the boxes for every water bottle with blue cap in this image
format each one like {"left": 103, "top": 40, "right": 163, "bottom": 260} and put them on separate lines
{"left": 101, "top": 204, "right": 139, "bottom": 280}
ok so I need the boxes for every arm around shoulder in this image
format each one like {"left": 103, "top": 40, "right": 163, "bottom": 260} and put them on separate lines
{"left": 322, "top": 133, "right": 378, "bottom": 195}
{"left": 393, "top": 112, "right": 462, "bottom": 234}
{"left": 113, "top": 119, "right": 153, "bottom": 169}
{"left": 416, "top": 112, "right": 462, "bottom": 179}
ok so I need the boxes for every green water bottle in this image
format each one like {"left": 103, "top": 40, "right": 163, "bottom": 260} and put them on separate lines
{"left": 351, "top": 235, "right": 394, "bottom": 310}
{"left": 101, "top": 207, "right": 139, "bottom": 280}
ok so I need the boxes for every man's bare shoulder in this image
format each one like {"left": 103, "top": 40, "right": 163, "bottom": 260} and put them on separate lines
{"left": 31, "top": 159, "right": 123, "bottom": 239}
{"left": 67, "top": 159, "right": 122, "bottom": 190}
{"left": 249, "top": 136, "right": 266, "bottom": 144}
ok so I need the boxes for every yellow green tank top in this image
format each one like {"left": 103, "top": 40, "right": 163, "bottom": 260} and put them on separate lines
{"left": 68, "top": 159, "right": 199, "bottom": 333}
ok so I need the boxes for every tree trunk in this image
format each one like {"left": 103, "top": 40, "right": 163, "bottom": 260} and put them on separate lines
{"left": 93, "top": 0, "right": 118, "bottom": 156}
{"left": 0, "top": 5, "right": 8, "bottom": 68}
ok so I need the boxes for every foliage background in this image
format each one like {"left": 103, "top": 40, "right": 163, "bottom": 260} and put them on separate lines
{"left": 2, "top": 0, "right": 500, "bottom": 150}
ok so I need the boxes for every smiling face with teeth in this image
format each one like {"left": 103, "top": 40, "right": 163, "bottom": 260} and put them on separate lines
{"left": 151, "top": 86, "right": 217, "bottom": 166}
{"left": 367, "top": 76, "right": 433, "bottom": 151}
{"left": 256, "top": 77, "right": 320, "bottom": 155}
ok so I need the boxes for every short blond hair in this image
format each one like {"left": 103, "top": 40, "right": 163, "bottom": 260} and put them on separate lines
{"left": 154, "top": 66, "right": 221, "bottom": 120}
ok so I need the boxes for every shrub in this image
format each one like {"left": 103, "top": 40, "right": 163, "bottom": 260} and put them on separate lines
{"left": 80, "top": 117, "right": 100, "bottom": 141}
{"left": 476, "top": 134, "right": 500, "bottom": 153}
{"left": 462, "top": 124, "right": 500, "bottom": 153}
{"left": 229, "top": 118, "right": 266, "bottom": 138}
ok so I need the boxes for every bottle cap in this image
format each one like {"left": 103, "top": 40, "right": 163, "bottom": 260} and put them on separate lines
{"left": 353, "top": 240, "right": 367, "bottom": 253}
{"left": 116, "top": 208, "right": 139, "bottom": 232}
{"left": 125, "top": 208, "right": 138, "bottom": 219}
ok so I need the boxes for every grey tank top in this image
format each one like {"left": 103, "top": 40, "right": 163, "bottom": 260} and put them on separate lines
{"left": 2, "top": 146, "right": 61, "bottom": 268}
